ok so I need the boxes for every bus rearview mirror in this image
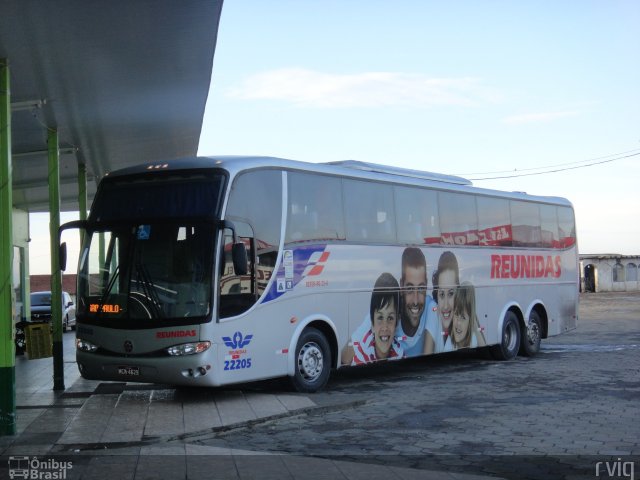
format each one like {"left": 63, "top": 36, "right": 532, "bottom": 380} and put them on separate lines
{"left": 232, "top": 242, "right": 248, "bottom": 276}
{"left": 59, "top": 242, "right": 68, "bottom": 272}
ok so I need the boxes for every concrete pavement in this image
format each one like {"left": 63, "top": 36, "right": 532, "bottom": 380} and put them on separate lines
{"left": 0, "top": 334, "right": 501, "bottom": 480}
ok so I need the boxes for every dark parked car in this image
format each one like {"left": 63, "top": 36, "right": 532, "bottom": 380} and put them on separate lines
{"left": 15, "top": 291, "right": 76, "bottom": 355}
{"left": 30, "top": 291, "right": 77, "bottom": 331}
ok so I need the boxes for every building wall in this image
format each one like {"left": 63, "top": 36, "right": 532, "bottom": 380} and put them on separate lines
{"left": 13, "top": 210, "right": 78, "bottom": 322}
{"left": 30, "top": 274, "right": 77, "bottom": 295}
{"left": 12, "top": 208, "right": 29, "bottom": 322}
{"left": 580, "top": 256, "right": 640, "bottom": 292}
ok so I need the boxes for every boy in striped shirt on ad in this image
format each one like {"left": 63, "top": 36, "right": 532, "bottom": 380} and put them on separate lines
{"left": 343, "top": 272, "right": 404, "bottom": 365}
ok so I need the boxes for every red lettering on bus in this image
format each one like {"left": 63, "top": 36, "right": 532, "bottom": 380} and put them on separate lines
{"left": 535, "top": 256, "right": 545, "bottom": 277}
{"left": 491, "top": 255, "right": 501, "bottom": 278}
{"left": 491, "top": 255, "right": 562, "bottom": 279}
{"left": 156, "top": 330, "right": 197, "bottom": 339}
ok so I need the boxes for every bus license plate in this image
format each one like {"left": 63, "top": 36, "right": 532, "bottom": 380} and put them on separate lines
{"left": 117, "top": 366, "right": 139, "bottom": 376}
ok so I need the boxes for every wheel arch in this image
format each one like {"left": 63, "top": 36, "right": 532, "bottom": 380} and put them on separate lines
{"left": 526, "top": 301, "right": 549, "bottom": 339}
{"left": 497, "top": 302, "right": 524, "bottom": 340}
{"left": 287, "top": 315, "right": 339, "bottom": 377}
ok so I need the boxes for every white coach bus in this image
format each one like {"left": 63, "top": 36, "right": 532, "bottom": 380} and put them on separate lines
{"left": 61, "top": 156, "right": 578, "bottom": 392}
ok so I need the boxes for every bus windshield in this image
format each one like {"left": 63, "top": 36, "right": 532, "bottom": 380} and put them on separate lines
{"left": 77, "top": 221, "right": 215, "bottom": 327}
{"left": 76, "top": 171, "right": 225, "bottom": 328}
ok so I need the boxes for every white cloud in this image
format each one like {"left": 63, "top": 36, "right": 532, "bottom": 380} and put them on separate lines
{"left": 503, "top": 110, "right": 581, "bottom": 125}
{"left": 227, "top": 68, "right": 499, "bottom": 108}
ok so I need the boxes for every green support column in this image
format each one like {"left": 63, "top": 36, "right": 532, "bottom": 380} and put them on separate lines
{"left": 0, "top": 58, "right": 16, "bottom": 435}
{"left": 48, "top": 129, "right": 64, "bottom": 391}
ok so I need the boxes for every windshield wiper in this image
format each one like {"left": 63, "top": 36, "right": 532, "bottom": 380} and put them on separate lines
{"left": 96, "top": 266, "right": 120, "bottom": 320}
{"left": 133, "top": 263, "right": 164, "bottom": 319}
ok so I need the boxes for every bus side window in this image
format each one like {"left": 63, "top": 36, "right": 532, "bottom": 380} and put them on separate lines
{"left": 438, "top": 192, "right": 479, "bottom": 246}
{"left": 219, "top": 222, "right": 257, "bottom": 318}
{"left": 539, "top": 204, "right": 559, "bottom": 248}
{"left": 224, "top": 169, "right": 283, "bottom": 309}
{"left": 344, "top": 179, "right": 395, "bottom": 244}
{"left": 286, "top": 172, "right": 345, "bottom": 244}
{"left": 477, "top": 197, "right": 512, "bottom": 247}
{"left": 394, "top": 186, "right": 439, "bottom": 245}
{"left": 557, "top": 206, "right": 576, "bottom": 248}
{"left": 511, "top": 201, "right": 542, "bottom": 248}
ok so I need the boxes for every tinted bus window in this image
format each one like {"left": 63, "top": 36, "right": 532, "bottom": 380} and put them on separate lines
{"left": 394, "top": 187, "right": 440, "bottom": 245}
{"left": 92, "top": 173, "right": 224, "bottom": 222}
{"left": 511, "top": 201, "right": 541, "bottom": 247}
{"left": 557, "top": 206, "right": 576, "bottom": 248}
{"left": 344, "top": 180, "right": 395, "bottom": 243}
{"left": 477, "top": 197, "right": 512, "bottom": 247}
{"left": 219, "top": 221, "right": 257, "bottom": 317}
{"left": 286, "top": 172, "right": 345, "bottom": 244}
{"left": 540, "top": 204, "right": 559, "bottom": 248}
{"left": 226, "top": 171, "right": 282, "bottom": 250}
{"left": 226, "top": 170, "right": 282, "bottom": 292}
{"left": 438, "top": 192, "right": 478, "bottom": 246}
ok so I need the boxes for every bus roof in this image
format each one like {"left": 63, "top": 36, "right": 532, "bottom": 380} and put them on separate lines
{"left": 325, "top": 160, "right": 472, "bottom": 185}
{"left": 104, "top": 155, "right": 573, "bottom": 207}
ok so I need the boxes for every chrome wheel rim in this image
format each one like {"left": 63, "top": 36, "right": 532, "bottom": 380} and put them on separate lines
{"left": 527, "top": 320, "right": 540, "bottom": 346}
{"left": 297, "top": 341, "right": 324, "bottom": 382}
{"left": 504, "top": 322, "right": 518, "bottom": 352}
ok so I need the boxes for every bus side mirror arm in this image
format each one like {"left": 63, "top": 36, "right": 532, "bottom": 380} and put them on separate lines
{"left": 58, "top": 220, "right": 89, "bottom": 272}
{"left": 219, "top": 220, "right": 248, "bottom": 276}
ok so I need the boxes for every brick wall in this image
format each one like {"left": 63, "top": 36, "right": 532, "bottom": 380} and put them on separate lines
{"left": 30, "top": 274, "right": 77, "bottom": 295}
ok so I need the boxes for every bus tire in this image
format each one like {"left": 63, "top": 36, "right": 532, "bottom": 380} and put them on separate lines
{"left": 290, "top": 327, "right": 331, "bottom": 393}
{"left": 490, "top": 311, "right": 520, "bottom": 361}
{"left": 520, "top": 310, "right": 542, "bottom": 357}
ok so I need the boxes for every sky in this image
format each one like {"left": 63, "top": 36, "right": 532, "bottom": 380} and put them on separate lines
{"left": 31, "top": 0, "right": 640, "bottom": 274}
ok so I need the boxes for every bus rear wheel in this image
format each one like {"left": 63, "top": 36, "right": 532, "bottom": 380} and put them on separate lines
{"left": 290, "top": 327, "right": 331, "bottom": 393}
{"left": 491, "top": 311, "right": 521, "bottom": 361}
{"left": 520, "top": 310, "right": 542, "bottom": 357}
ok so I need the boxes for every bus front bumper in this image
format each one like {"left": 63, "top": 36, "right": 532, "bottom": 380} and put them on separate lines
{"left": 76, "top": 348, "right": 221, "bottom": 387}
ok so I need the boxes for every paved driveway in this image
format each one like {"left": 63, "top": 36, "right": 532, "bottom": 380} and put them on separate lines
{"left": 194, "top": 292, "right": 640, "bottom": 479}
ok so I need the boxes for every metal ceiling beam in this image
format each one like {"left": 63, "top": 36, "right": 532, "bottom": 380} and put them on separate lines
{"left": 13, "top": 175, "right": 94, "bottom": 190}
{"left": 12, "top": 147, "right": 77, "bottom": 159}
{"left": 12, "top": 194, "right": 94, "bottom": 212}
{"left": 10, "top": 99, "right": 45, "bottom": 112}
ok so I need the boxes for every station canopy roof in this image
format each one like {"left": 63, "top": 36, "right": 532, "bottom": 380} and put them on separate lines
{"left": 0, "top": 0, "right": 223, "bottom": 212}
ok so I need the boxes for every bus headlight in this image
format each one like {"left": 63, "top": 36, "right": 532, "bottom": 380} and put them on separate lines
{"left": 166, "top": 341, "right": 211, "bottom": 356}
{"left": 76, "top": 338, "right": 99, "bottom": 352}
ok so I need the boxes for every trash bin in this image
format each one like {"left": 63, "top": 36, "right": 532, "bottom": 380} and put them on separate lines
{"left": 25, "top": 323, "right": 53, "bottom": 359}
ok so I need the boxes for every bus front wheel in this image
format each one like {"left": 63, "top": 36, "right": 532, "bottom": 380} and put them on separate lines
{"left": 491, "top": 311, "right": 521, "bottom": 361}
{"left": 290, "top": 327, "right": 331, "bottom": 393}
